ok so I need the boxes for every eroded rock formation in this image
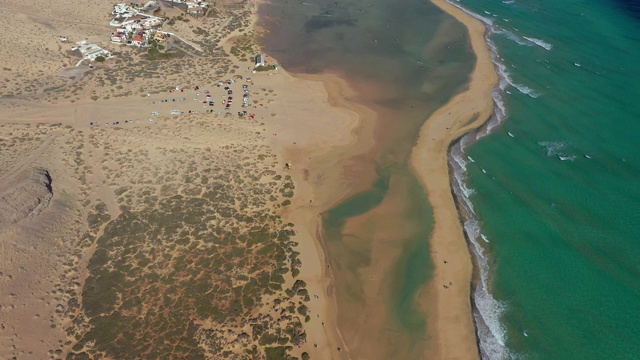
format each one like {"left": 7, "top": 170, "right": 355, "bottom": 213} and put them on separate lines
{"left": 0, "top": 168, "right": 53, "bottom": 225}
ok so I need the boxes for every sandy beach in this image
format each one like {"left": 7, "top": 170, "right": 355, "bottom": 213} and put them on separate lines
{"left": 410, "top": 0, "right": 498, "bottom": 358}
{"left": 257, "top": 70, "right": 371, "bottom": 359}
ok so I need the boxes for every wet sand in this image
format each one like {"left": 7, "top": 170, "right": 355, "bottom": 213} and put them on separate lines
{"left": 262, "top": 71, "right": 375, "bottom": 360}
{"left": 410, "top": 0, "right": 498, "bottom": 358}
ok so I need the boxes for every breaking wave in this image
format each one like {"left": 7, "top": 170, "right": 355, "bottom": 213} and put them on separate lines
{"left": 449, "top": 1, "right": 542, "bottom": 98}
{"left": 496, "top": 27, "right": 553, "bottom": 51}
{"left": 523, "top": 36, "right": 553, "bottom": 50}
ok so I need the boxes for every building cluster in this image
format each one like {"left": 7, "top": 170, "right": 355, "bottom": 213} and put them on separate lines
{"left": 68, "top": 1, "right": 214, "bottom": 65}
{"left": 110, "top": 2, "right": 166, "bottom": 47}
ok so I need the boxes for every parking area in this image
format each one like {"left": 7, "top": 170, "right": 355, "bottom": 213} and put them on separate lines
{"left": 88, "top": 77, "right": 258, "bottom": 126}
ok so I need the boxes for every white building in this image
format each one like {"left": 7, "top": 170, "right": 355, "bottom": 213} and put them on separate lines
{"left": 77, "top": 43, "right": 99, "bottom": 54}
{"left": 112, "top": 3, "right": 135, "bottom": 17}
{"left": 186, "top": 2, "right": 206, "bottom": 15}
{"left": 111, "top": 32, "right": 127, "bottom": 43}
{"left": 255, "top": 54, "right": 265, "bottom": 67}
{"left": 142, "top": 1, "right": 157, "bottom": 9}
{"left": 141, "top": 17, "right": 163, "bottom": 28}
{"left": 76, "top": 43, "right": 111, "bottom": 61}
{"left": 112, "top": 3, "right": 128, "bottom": 14}
{"left": 85, "top": 48, "right": 110, "bottom": 61}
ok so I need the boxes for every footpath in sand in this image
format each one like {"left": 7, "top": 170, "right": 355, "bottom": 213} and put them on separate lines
{"left": 411, "top": 0, "right": 498, "bottom": 358}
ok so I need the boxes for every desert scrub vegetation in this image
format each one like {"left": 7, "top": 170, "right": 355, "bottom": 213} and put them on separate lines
{"left": 67, "top": 120, "right": 310, "bottom": 359}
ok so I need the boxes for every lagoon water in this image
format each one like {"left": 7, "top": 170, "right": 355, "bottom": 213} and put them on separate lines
{"left": 259, "top": 0, "right": 474, "bottom": 356}
{"left": 450, "top": 0, "right": 640, "bottom": 358}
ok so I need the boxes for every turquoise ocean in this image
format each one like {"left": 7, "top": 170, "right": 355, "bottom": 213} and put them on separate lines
{"left": 449, "top": 0, "right": 640, "bottom": 358}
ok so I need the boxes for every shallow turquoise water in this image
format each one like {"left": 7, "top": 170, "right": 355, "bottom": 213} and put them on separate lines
{"left": 452, "top": 0, "right": 640, "bottom": 358}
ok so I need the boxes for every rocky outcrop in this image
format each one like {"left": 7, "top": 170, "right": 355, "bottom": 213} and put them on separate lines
{"left": 0, "top": 168, "right": 53, "bottom": 225}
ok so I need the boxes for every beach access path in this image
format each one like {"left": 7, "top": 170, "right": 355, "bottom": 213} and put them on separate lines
{"left": 411, "top": 0, "right": 498, "bottom": 358}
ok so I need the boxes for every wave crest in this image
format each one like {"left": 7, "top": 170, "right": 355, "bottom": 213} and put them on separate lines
{"left": 523, "top": 36, "right": 553, "bottom": 50}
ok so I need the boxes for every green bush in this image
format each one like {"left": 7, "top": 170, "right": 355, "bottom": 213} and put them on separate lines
{"left": 254, "top": 65, "right": 277, "bottom": 72}
{"left": 265, "top": 346, "right": 291, "bottom": 360}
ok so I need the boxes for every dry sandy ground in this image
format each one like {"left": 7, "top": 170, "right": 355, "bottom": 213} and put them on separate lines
{"left": 0, "top": 1, "right": 353, "bottom": 358}
{"left": 0, "top": 0, "right": 114, "bottom": 97}
{"left": 410, "top": 0, "right": 499, "bottom": 358}
{"left": 0, "top": 122, "right": 92, "bottom": 359}
{"left": 0, "top": 68, "right": 355, "bottom": 359}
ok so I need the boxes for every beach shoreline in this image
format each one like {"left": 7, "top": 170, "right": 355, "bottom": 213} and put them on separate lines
{"left": 410, "top": 0, "right": 498, "bottom": 358}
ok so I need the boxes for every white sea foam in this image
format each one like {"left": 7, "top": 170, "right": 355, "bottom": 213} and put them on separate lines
{"left": 496, "top": 27, "right": 530, "bottom": 46}
{"left": 523, "top": 36, "right": 553, "bottom": 50}
{"left": 538, "top": 141, "right": 580, "bottom": 162}
{"left": 445, "top": 1, "right": 523, "bottom": 359}
{"left": 451, "top": 139, "right": 511, "bottom": 360}
{"left": 498, "top": 65, "right": 540, "bottom": 97}
{"left": 492, "top": 23, "right": 552, "bottom": 52}
{"left": 537, "top": 141, "right": 566, "bottom": 157}
{"left": 450, "top": 0, "right": 495, "bottom": 25}
{"left": 513, "top": 82, "right": 541, "bottom": 98}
